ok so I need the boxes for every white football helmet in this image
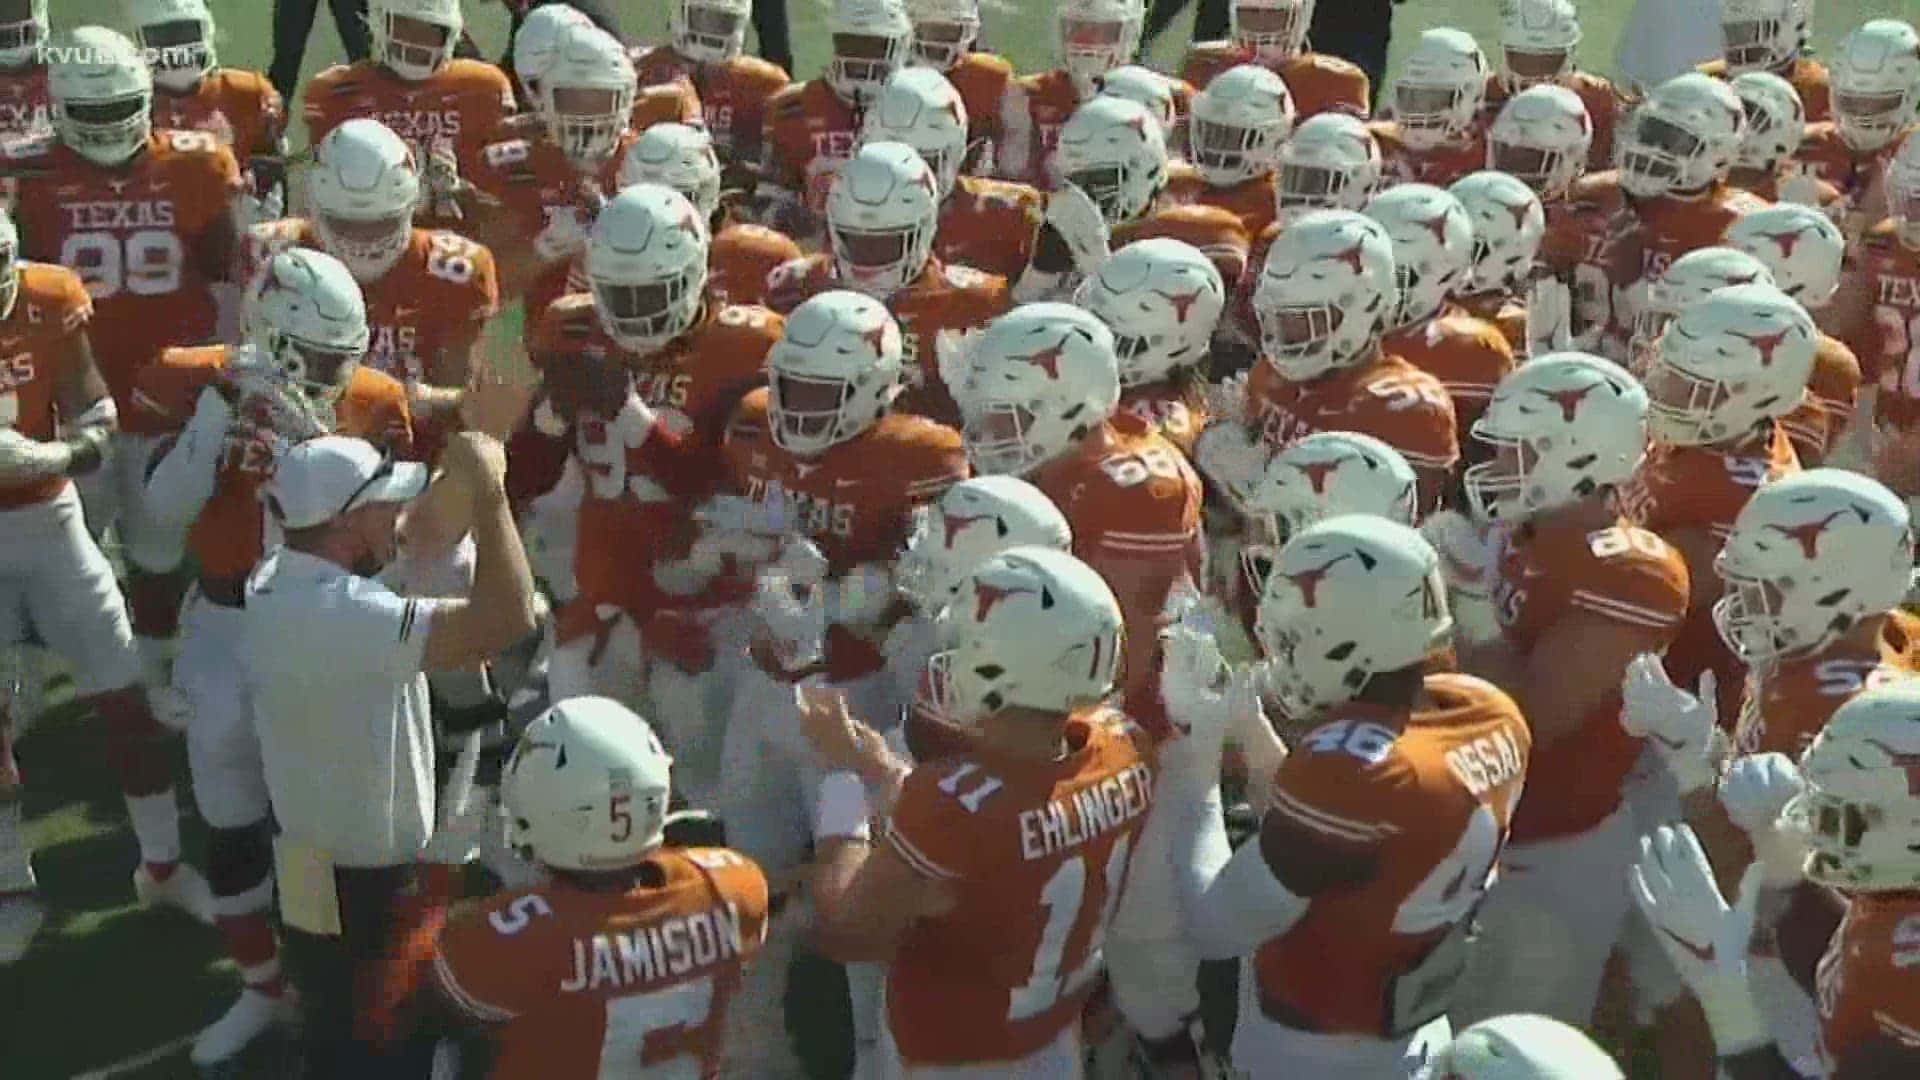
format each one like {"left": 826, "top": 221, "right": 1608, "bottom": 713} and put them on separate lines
{"left": 1730, "top": 70, "right": 1806, "bottom": 171}
{"left": 586, "top": 184, "right": 712, "bottom": 353}
{"left": 829, "top": 0, "right": 914, "bottom": 106}
{"left": 1098, "top": 66, "right": 1178, "bottom": 144}
{"left": 1720, "top": 0, "right": 1805, "bottom": 75}
{"left": 620, "top": 123, "right": 722, "bottom": 220}
{"left": 826, "top": 140, "right": 940, "bottom": 298}
{"left": 0, "top": 0, "right": 46, "bottom": 70}
{"left": 1713, "top": 468, "right": 1913, "bottom": 665}
{"left": 1391, "top": 28, "right": 1491, "bottom": 152}
{"left": 503, "top": 696, "right": 674, "bottom": 870}
{"left": 246, "top": 248, "right": 369, "bottom": 412}
{"left": 512, "top": 3, "right": 595, "bottom": 104}
{"left": 49, "top": 27, "right": 153, "bottom": 167}
{"left": 540, "top": 25, "right": 635, "bottom": 168}
{"left": 1618, "top": 73, "right": 1747, "bottom": 198}
{"left": 1364, "top": 183, "right": 1474, "bottom": 329}
{"left": 933, "top": 546, "right": 1123, "bottom": 722}
{"left": 1829, "top": 19, "right": 1920, "bottom": 153}
{"left": 767, "top": 289, "right": 905, "bottom": 455}
{"left": 1433, "top": 1015, "right": 1625, "bottom": 1080}
{"left": 368, "top": 0, "right": 463, "bottom": 82}
{"left": 1449, "top": 170, "right": 1547, "bottom": 296}
{"left": 1787, "top": 677, "right": 1920, "bottom": 892}
{"left": 1644, "top": 282, "right": 1816, "bottom": 447}
{"left": 1058, "top": 0, "right": 1145, "bottom": 96}
{"left": 1252, "top": 209, "right": 1397, "bottom": 380}
{"left": 1238, "top": 431, "right": 1418, "bottom": 600}
{"left": 1724, "top": 203, "right": 1846, "bottom": 309}
{"left": 1189, "top": 64, "right": 1294, "bottom": 188}
{"left": 1276, "top": 113, "right": 1382, "bottom": 223}
{"left": 1053, "top": 94, "right": 1170, "bottom": 226}
{"left": 905, "top": 0, "right": 981, "bottom": 71}
{"left": 1231, "top": 0, "right": 1313, "bottom": 63}
{"left": 672, "top": 0, "right": 751, "bottom": 65}
{"left": 1074, "top": 237, "right": 1225, "bottom": 386}
{"left": 125, "top": 0, "right": 217, "bottom": 94}
{"left": 0, "top": 207, "right": 19, "bottom": 322}
{"left": 1487, "top": 84, "right": 1593, "bottom": 197}
{"left": 860, "top": 66, "right": 969, "bottom": 199}
{"left": 897, "top": 476, "right": 1073, "bottom": 611}
{"left": 1890, "top": 135, "right": 1920, "bottom": 248}
{"left": 308, "top": 119, "right": 421, "bottom": 284}
{"left": 956, "top": 302, "right": 1121, "bottom": 476}
{"left": 1466, "top": 352, "right": 1648, "bottom": 523}
{"left": 1628, "top": 246, "right": 1775, "bottom": 376}
{"left": 1255, "top": 515, "right": 1451, "bottom": 720}
{"left": 1498, "top": 0, "right": 1580, "bottom": 92}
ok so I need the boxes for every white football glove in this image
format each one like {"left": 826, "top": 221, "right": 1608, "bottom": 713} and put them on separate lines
{"left": 1202, "top": 372, "right": 1250, "bottom": 424}
{"left": 933, "top": 328, "right": 978, "bottom": 403}
{"left": 1422, "top": 511, "right": 1505, "bottom": 647}
{"left": 825, "top": 562, "right": 896, "bottom": 627}
{"left": 1525, "top": 276, "right": 1573, "bottom": 356}
{"left": 1776, "top": 170, "right": 1828, "bottom": 209}
{"left": 1717, "top": 752, "right": 1808, "bottom": 888}
{"left": 697, "top": 485, "right": 797, "bottom": 537}
{"left": 1191, "top": 418, "right": 1267, "bottom": 511}
{"left": 1043, "top": 181, "right": 1112, "bottom": 276}
{"left": 753, "top": 562, "right": 828, "bottom": 672}
{"left": 420, "top": 731, "right": 484, "bottom": 866}
{"left": 1629, "top": 825, "right": 1771, "bottom": 1055}
{"left": 0, "top": 429, "right": 70, "bottom": 484}
{"left": 532, "top": 209, "right": 591, "bottom": 264}
{"left": 419, "top": 138, "right": 464, "bottom": 208}
{"left": 1619, "top": 653, "right": 1722, "bottom": 796}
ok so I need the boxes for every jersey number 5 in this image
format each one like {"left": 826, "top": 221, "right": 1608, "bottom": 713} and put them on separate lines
{"left": 1008, "top": 835, "right": 1132, "bottom": 1022}
{"left": 602, "top": 976, "right": 714, "bottom": 1079}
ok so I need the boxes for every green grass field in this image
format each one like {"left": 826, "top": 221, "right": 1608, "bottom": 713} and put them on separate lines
{"left": 10, "top": 0, "right": 1916, "bottom": 1076}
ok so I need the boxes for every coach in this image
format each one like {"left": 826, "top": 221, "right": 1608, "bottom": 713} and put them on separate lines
{"left": 242, "top": 431, "right": 537, "bottom": 1077}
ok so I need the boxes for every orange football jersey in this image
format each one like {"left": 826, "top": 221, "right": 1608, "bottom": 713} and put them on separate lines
{"left": 935, "top": 174, "right": 1044, "bottom": 282}
{"left": 1733, "top": 167, "right": 1847, "bottom": 214}
{"left": 1253, "top": 673, "right": 1529, "bottom": 1036}
{"left": 1383, "top": 308, "right": 1518, "bottom": 437}
{"left": 1481, "top": 71, "right": 1621, "bottom": 173}
{"left": 763, "top": 255, "right": 1012, "bottom": 427}
{"left": 883, "top": 708, "right": 1156, "bottom": 1066}
{"left": 434, "top": 847, "right": 770, "bottom": 1080}
{"left": 1815, "top": 893, "right": 1920, "bottom": 1073}
{"left": 631, "top": 47, "right": 789, "bottom": 165}
{"left": 1602, "top": 183, "right": 1767, "bottom": 352}
{"left": 1244, "top": 352, "right": 1461, "bottom": 510}
{"left": 1162, "top": 168, "right": 1277, "bottom": 241}
{"left": 947, "top": 52, "right": 1015, "bottom": 168}
{"left": 1180, "top": 43, "right": 1370, "bottom": 120}
{"left": 1001, "top": 69, "right": 1081, "bottom": 187}
{"left": 761, "top": 79, "right": 861, "bottom": 213}
{"left": 133, "top": 346, "right": 411, "bottom": 580}
{"left": 1700, "top": 57, "right": 1831, "bottom": 124}
{"left": 1114, "top": 200, "right": 1251, "bottom": 292}
{"left": 1457, "top": 290, "right": 1530, "bottom": 357}
{"left": 1370, "top": 121, "right": 1488, "bottom": 188}
{"left": 1541, "top": 170, "right": 1627, "bottom": 345}
{"left": 1792, "top": 122, "right": 1912, "bottom": 201}
{"left": 152, "top": 68, "right": 286, "bottom": 166}
{"left": 0, "top": 263, "right": 92, "bottom": 509}
{"left": 1850, "top": 222, "right": 1920, "bottom": 432}
{"left": 468, "top": 130, "right": 630, "bottom": 339}
{"left": 3, "top": 130, "right": 242, "bottom": 426}
{"left": 0, "top": 64, "right": 47, "bottom": 142}
{"left": 708, "top": 223, "right": 801, "bottom": 308}
{"left": 1119, "top": 380, "right": 1210, "bottom": 456}
{"left": 1734, "top": 612, "right": 1920, "bottom": 758}
{"left": 301, "top": 59, "right": 516, "bottom": 183}
{"left": 1493, "top": 519, "right": 1689, "bottom": 842}
{"left": 245, "top": 219, "right": 498, "bottom": 384}
{"left": 1780, "top": 333, "right": 1862, "bottom": 465}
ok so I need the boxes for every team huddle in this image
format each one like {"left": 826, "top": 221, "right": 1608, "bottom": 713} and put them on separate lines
{"left": 0, "top": 0, "right": 1919, "bottom": 1075}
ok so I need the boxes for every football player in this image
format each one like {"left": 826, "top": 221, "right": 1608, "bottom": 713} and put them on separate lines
{"left": 633, "top": 0, "right": 788, "bottom": 174}
{"left": 466, "top": 24, "right": 635, "bottom": 334}
{"left": 302, "top": 0, "right": 515, "bottom": 227}
{"left": 1483, "top": 0, "right": 1621, "bottom": 173}
{"left": 1447, "top": 354, "right": 1688, "bottom": 1029}
{"left": 1449, "top": 170, "right": 1548, "bottom": 357}
{"left": 1371, "top": 28, "right": 1492, "bottom": 188}
{"left": 904, "top": 0, "right": 1013, "bottom": 174}
{"left": 0, "top": 203, "right": 213, "bottom": 962}
{"left": 1180, "top": 0, "right": 1370, "bottom": 119}
{"left": 0, "top": 0, "right": 47, "bottom": 141}
{"left": 1076, "top": 237, "right": 1225, "bottom": 454}
{"left": 1724, "top": 205, "right": 1859, "bottom": 465}
{"left": 502, "top": 1, "right": 592, "bottom": 109}
{"left": 1726, "top": 72, "right": 1841, "bottom": 210}
{"left": 1166, "top": 64, "right": 1294, "bottom": 240}
{"left": 1163, "top": 515, "right": 1529, "bottom": 1077}
{"left": 137, "top": 249, "right": 410, "bottom": 1063}
{"left": 1791, "top": 20, "right": 1919, "bottom": 224}
{"left": 432, "top": 696, "right": 770, "bottom": 1079}
{"left": 1365, "top": 183, "right": 1515, "bottom": 437}
{"left": 1097, "top": 65, "right": 1194, "bottom": 154}
{"left": 249, "top": 119, "right": 497, "bottom": 433}
{"left": 126, "top": 0, "right": 287, "bottom": 228}
{"left": 996, "top": 0, "right": 1145, "bottom": 185}
{"left": 1828, "top": 135, "right": 1920, "bottom": 497}
{"left": 764, "top": 141, "right": 1011, "bottom": 426}
{"left": 10, "top": 27, "right": 244, "bottom": 726}
{"left": 1616, "top": 284, "right": 1814, "bottom": 736}
{"left": 1623, "top": 246, "right": 1777, "bottom": 378}
{"left": 760, "top": 0, "right": 912, "bottom": 242}
{"left": 1699, "top": 0, "right": 1830, "bottom": 122}
{"left": 1238, "top": 209, "right": 1460, "bottom": 510}
{"left": 619, "top": 122, "right": 800, "bottom": 309}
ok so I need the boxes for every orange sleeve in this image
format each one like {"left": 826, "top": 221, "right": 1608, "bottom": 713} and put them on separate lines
{"left": 884, "top": 762, "right": 990, "bottom": 882}
{"left": 760, "top": 86, "right": 811, "bottom": 192}
{"left": 432, "top": 894, "right": 557, "bottom": 1023}
{"left": 300, "top": 67, "right": 348, "bottom": 145}
{"left": 711, "top": 854, "right": 772, "bottom": 956}
{"left": 130, "top": 350, "right": 224, "bottom": 431}
{"left": 1569, "top": 533, "right": 1691, "bottom": 636}
{"left": 457, "top": 235, "right": 501, "bottom": 322}
{"left": 1265, "top": 729, "right": 1416, "bottom": 858}
{"left": 46, "top": 264, "right": 92, "bottom": 334}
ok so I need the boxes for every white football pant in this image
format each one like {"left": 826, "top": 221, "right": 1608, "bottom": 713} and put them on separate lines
{"left": 174, "top": 594, "right": 269, "bottom": 829}
{"left": 0, "top": 485, "right": 141, "bottom": 695}
{"left": 74, "top": 433, "right": 190, "bottom": 574}
{"left": 1231, "top": 965, "right": 1447, "bottom": 1080}
{"left": 1107, "top": 776, "right": 1230, "bottom": 1041}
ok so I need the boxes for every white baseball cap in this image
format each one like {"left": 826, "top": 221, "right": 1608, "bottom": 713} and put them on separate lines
{"left": 265, "top": 435, "right": 427, "bottom": 530}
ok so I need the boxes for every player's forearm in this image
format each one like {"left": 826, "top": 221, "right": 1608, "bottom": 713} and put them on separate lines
{"left": 810, "top": 839, "right": 898, "bottom": 963}
{"left": 57, "top": 396, "right": 115, "bottom": 477}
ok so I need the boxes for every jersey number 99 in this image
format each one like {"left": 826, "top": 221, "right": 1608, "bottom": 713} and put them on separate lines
{"left": 61, "top": 229, "right": 183, "bottom": 300}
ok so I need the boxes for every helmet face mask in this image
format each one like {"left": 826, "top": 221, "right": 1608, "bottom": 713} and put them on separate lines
{"left": 905, "top": 0, "right": 980, "bottom": 69}
{"left": 246, "top": 249, "right": 372, "bottom": 427}
{"left": 673, "top": 0, "right": 751, "bottom": 64}
{"left": 957, "top": 303, "right": 1121, "bottom": 477}
{"left": 1720, "top": 0, "right": 1801, "bottom": 74}
{"left": 766, "top": 290, "right": 904, "bottom": 455}
{"left": 540, "top": 27, "right": 635, "bottom": 168}
{"left": 1390, "top": 29, "right": 1488, "bottom": 151}
{"left": 1273, "top": 114, "right": 1381, "bottom": 223}
{"left": 370, "top": 0, "right": 463, "bottom": 82}
{"left": 133, "top": 0, "right": 218, "bottom": 94}
{"left": 829, "top": 0, "right": 913, "bottom": 106}
{"left": 50, "top": 28, "right": 155, "bottom": 167}
{"left": 1058, "top": 1, "right": 1143, "bottom": 94}
{"left": 1189, "top": 64, "right": 1294, "bottom": 187}
{"left": 1827, "top": 20, "right": 1920, "bottom": 153}
{"left": 1485, "top": 84, "right": 1591, "bottom": 197}
{"left": 1231, "top": 0, "right": 1311, "bottom": 61}
{"left": 1498, "top": 0, "right": 1580, "bottom": 91}
{"left": 1618, "top": 75, "right": 1746, "bottom": 198}
{"left": 586, "top": 185, "right": 712, "bottom": 353}
{"left": 619, "top": 123, "right": 722, "bottom": 220}
{"left": 0, "top": 0, "right": 45, "bottom": 69}
{"left": 1053, "top": 95, "right": 1169, "bottom": 226}
{"left": 309, "top": 120, "right": 422, "bottom": 283}
{"left": 826, "top": 142, "right": 939, "bottom": 298}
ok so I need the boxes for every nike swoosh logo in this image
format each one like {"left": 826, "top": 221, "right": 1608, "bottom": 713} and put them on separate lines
{"left": 1648, "top": 732, "right": 1689, "bottom": 751}
{"left": 1660, "top": 927, "right": 1715, "bottom": 967}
